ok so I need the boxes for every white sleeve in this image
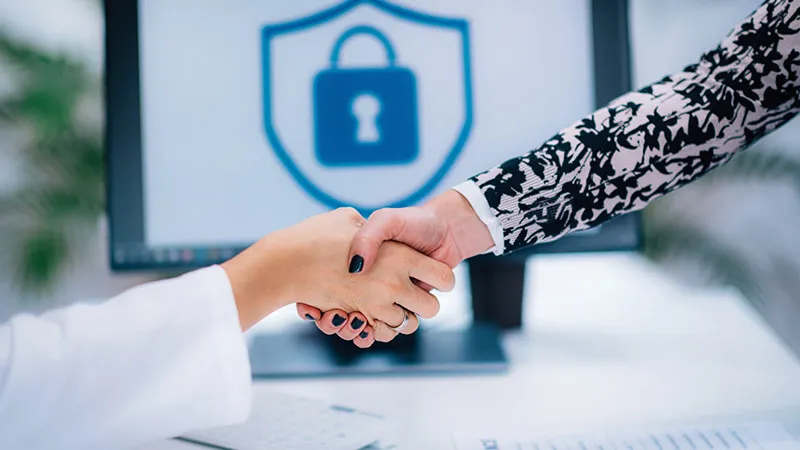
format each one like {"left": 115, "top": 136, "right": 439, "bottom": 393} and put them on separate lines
{"left": 0, "top": 265, "right": 253, "bottom": 450}
{"left": 452, "top": 181, "right": 505, "bottom": 255}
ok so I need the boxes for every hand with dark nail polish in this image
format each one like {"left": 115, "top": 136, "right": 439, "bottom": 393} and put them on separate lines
{"left": 359, "top": 331, "right": 369, "bottom": 339}
{"left": 217, "top": 193, "right": 452, "bottom": 348}
{"left": 281, "top": 208, "right": 453, "bottom": 345}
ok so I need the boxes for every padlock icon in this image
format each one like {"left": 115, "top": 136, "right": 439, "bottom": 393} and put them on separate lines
{"left": 313, "top": 25, "right": 419, "bottom": 167}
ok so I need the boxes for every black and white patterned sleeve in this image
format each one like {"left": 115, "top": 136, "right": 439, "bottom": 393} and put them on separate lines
{"left": 469, "top": 0, "right": 800, "bottom": 254}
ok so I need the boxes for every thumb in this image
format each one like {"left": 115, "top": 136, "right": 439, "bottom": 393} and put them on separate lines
{"left": 348, "top": 209, "right": 407, "bottom": 273}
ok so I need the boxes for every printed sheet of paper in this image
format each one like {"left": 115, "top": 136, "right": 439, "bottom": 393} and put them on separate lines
{"left": 453, "top": 422, "right": 799, "bottom": 450}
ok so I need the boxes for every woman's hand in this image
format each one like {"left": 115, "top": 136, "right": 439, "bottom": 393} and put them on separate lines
{"left": 296, "top": 277, "right": 437, "bottom": 347}
{"left": 296, "top": 190, "right": 493, "bottom": 343}
{"left": 221, "top": 207, "right": 455, "bottom": 332}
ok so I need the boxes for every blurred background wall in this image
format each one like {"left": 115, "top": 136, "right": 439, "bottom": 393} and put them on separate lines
{"left": 1, "top": 0, "right": 799, "bottom": 353}
{"left": 630, "top": 0, "right": 800, "bottom": 352}
{"left": 0, "top": 0, "right": 151, "bottom": 320}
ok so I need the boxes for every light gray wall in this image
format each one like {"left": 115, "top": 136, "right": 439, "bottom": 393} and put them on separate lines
{"left": 0, "top": 0, "right": 150, "bottom": 320}
{"left": 631, "top": 0, "right": 800, "bottom": 354}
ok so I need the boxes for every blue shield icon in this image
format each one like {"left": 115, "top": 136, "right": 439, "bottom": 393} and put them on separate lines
{"left": 262, "top": 0, "right": 473, "bottom": 215}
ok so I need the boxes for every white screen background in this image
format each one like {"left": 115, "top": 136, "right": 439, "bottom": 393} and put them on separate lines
{"left": 139, "top": 0, "right": 594, "bottom": 247}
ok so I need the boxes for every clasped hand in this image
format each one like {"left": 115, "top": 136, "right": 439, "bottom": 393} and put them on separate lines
{"left": 222, "top": 190, "right": 492, "bottom": 347}
{"left": 223, "top": 206, "right": 456, "bottom": 346}
{"left": 295, "top": 190, "right": 494, "bottom": 347}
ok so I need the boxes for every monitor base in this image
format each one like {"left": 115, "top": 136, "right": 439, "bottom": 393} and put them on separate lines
{"left": 248, "top": 322, "right": 508, "bottom": 378}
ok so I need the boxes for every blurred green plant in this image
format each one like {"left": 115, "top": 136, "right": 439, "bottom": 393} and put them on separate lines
{"left": 0, "top": 28, "right": 104, "bottom": 295}
{"left": 641, "top": 147, "right": 800, "bottom": 305}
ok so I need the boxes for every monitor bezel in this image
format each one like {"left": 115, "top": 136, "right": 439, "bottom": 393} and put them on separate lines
{"left": 104, "top": 0, "right": 641, "bottom": 271}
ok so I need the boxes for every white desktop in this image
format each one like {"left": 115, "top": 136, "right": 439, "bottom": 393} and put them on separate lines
{"left": 136, "top": 253, "right": 800, "bottom": 449}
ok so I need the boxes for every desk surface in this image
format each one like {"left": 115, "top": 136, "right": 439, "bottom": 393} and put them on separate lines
{"left": 142, "top": 253, "right": 800, "bottom": 449}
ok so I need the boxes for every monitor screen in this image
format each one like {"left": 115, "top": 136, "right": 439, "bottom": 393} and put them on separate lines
{"left": 106, "top": 0, "right": 640, "bottom": 270}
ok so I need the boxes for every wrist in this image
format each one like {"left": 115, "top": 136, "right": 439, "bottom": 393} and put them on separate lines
{"left": 423, "top": 189, "right": 494, "bottom": 261}
{"left": 221, "top": 232, "right": 298, "bottom": 331}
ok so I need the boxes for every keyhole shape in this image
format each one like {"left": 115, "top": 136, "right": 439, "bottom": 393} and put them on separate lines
{"left": 351, "top": 93, "right": 381, "bottom": 144}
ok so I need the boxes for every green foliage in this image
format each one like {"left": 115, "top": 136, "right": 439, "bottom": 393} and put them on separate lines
{"left": 706, "top": 146, "right": 800, "bottom": 190}
{"left": 642, "top": 147, "right": 800, "bottom": 304}
{"left": 643, "top": 207, "right": 766, "bottom": 307}
{"left": 0, "top": 28, "right": 104, "bottom": 296}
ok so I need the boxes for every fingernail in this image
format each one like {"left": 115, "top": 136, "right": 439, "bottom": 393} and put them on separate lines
{"left": 348, "top": 255, "right": 364, "bottom": 273}
{"left": 359, "top": 330, "right": 369, "bottom": 339}
{"left": 351, "top": 318, "right": 364, "bottom": 329}
{"left": 305, "top": 314, "right": 315, "bottom": 321}
{"left": 332, "top": 314, "right": 346, "bottom": 326}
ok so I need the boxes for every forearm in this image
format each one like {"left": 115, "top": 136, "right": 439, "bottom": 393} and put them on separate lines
{"left": 469, "top": 0, "right": 800, "bottom": 254}
{"left": 222, "top": 231, "right": 298, "bottom": 330}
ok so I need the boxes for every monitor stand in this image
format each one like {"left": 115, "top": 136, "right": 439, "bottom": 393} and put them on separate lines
{"left": 248, "top": 254, "right": 525, "bottom": 378}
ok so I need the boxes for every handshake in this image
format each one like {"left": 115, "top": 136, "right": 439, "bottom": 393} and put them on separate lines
{"left": 221, "top": 189, "right": 496, "bottom": 346}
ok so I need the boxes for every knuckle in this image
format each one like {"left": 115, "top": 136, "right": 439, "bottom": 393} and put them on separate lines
{"left": 416, "top": 302, "right": 436, "bottom": 320}
{"left": 376, "top": 333, "right": 394, "bottom": 343}
{"left": 336, "top": 331, "right": 355, "bottom": 341}
{"left": 376, "top": 279, "right": 404, "bottom": 300}
{"left": 441, "top": 268, "right": 456, "bottom": 290}
{"left": 403, "top": 289, "right": 439, "bottom": 319}
{"left": 391, "top": 279, "right": 407, "bottom": 295}
{"left": 382, "top": 241, "right": 406, "bottom": 261}
{"left": 426, "top": 297, "right": 441, "bottom": 318}
{"left": 337, "top": 206, "right": 358, "bottom": 217}
{"left": 428, "top": 264, "right": 453, "bottom": 290}
{"left": 405, "top": 318, "right": 420, "bottom": 335}
{"left": 337, "top": 207, "right": 363, "bottom": 223}
{"left": 351, "top": 233, "right": 374, "bottom": 249}
{"left": 369, "top": 208, "right": 392, "bottom": 221}
{"left": 372, "top": 323, "right": 390, "bottom": 342}
{"left": 408, "top": 293, "right": 434, "bottom": 319}
{"left": 366, "top": 306, "right": 388, "bottom": 326}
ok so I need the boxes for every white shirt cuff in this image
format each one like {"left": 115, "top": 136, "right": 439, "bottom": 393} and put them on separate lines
{"left": 178, "top": 265, "right": 254, "bottom": 425}
{"left": 452, "top": 181, "right": 505, "bottom": 255}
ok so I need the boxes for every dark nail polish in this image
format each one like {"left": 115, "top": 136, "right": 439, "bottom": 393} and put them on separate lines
{"left": 348, "top": 255, "right": 364, "bottom": 273}
{"left": 332, "top": 314, "right": 346, "bottom": 326}
{"left": 351, "top": 318, "right": 364, "bottom": 329}
{"left": 359, "top": 331, "right": 369, "bottom": 339}
{"left": 305, "top": 314, "right": 315, "bottom": 321}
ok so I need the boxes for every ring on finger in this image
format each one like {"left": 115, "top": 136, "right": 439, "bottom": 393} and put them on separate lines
{"left": 389, "top": 307, "right": 410, "bottom": 333}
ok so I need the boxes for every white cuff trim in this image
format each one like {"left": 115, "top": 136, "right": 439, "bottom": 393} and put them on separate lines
{"left": 452, "top": 181, "right": 505, "bottom": 255}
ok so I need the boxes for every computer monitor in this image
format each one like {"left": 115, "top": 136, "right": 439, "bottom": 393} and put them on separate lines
{"left": 105, "top": 0, "right": 639, "bottom": 377}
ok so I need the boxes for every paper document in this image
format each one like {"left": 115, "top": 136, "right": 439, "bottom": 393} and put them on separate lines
{"left": 454, "top": 422, "right": 799, "bottom": 450}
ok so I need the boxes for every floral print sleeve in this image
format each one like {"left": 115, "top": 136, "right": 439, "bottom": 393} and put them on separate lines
{"left": 471, "top": 0, "right": 800, "bottom": 254}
